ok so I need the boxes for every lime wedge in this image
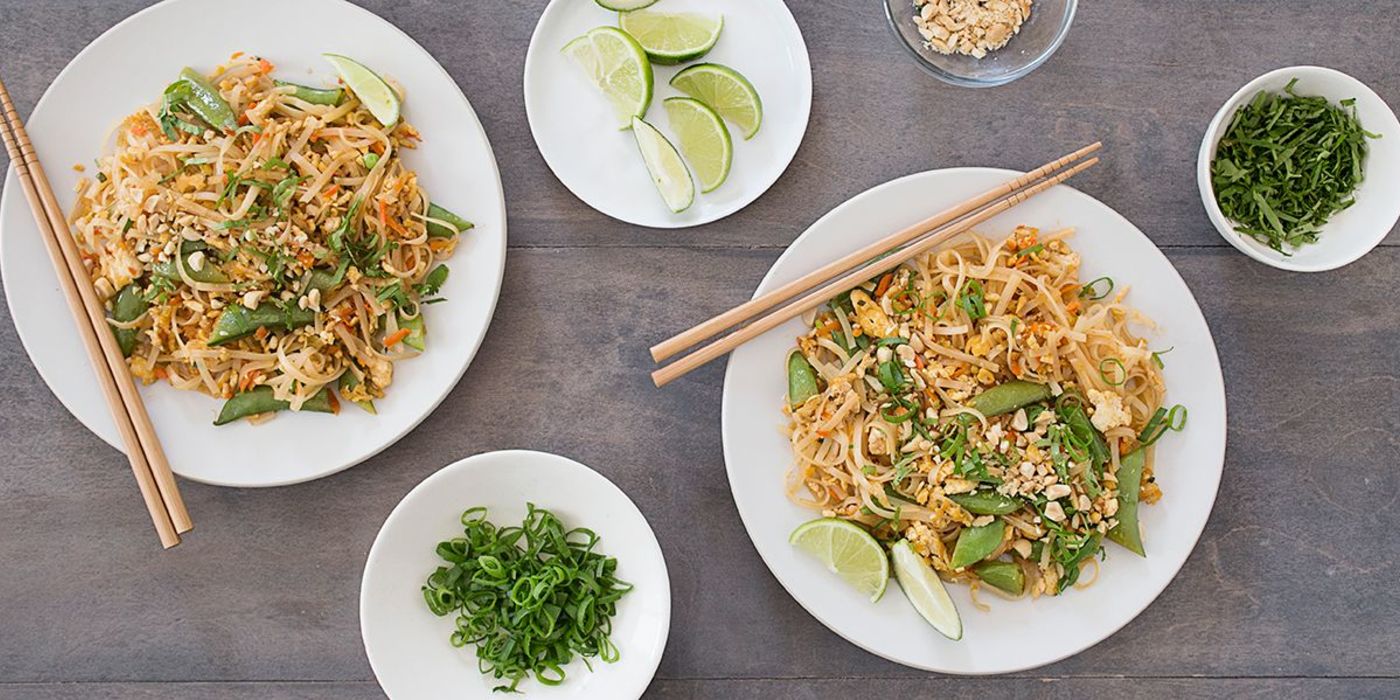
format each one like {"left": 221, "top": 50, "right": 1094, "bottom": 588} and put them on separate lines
{"left": 669, "top": 63, "right": 762, "bottom": 139}
{"left": 594, "top": 0, "right": 657, "bottom": 9}
{"left": 618, "top": 10, "right": 724, "bottom": 65}
{"left": 322, "top": 54, "right": 400, "bottom": 127}
{"left": 891, "top": 540, "right": 963, "bottom": 640}
{"left": 631, "top": 117, "right": 694, "bottom": 213}
{"left": 789, "top": 518, "right": 889, "bottom": 602}
{"left": 563, "top": 27, "right": 653, "bottom": 129}
{"left": 663, "top": 97, "right": 731, "bottom": 193}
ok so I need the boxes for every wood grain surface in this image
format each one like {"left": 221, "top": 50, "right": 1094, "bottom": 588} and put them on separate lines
{"left": 1, "top": 1, "right": 1398, "bottom": 699}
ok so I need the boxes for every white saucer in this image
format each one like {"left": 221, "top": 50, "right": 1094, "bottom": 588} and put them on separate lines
{"left": 360, "top": 450, "right": 671, "bottom": 698}
{"left": 523, "top": 0, "right": 812, "bottom": 228}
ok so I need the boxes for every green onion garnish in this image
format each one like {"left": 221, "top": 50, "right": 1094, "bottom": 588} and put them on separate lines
{"left": 422, "top": 504, "right": 632, "bottom": 693}
{"left": 1098, "top": 358, "right": 1127, "bottom": 386}
{"left": 1080, "top": 276, "right": 1114, "bottom": 301}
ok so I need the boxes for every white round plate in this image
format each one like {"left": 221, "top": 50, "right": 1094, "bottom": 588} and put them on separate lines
{"left": 721, "top": 168, "right": 1228, "bottom": 674}
{"left": 523, "top": 0, "right": 812, "bottom": 228}
{"left": 1196, "top": 65, "right": 1400, "bottom": 272}
{"left": 0, "top": 0, "right": 507, "bottom": 487}
{"left": 361, "top": 450, "right": 671, "bottom": 699}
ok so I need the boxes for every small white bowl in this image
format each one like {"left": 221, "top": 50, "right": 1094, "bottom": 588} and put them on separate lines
{"left": 1197, "top": 65, "right": 1400, "bottom": 272}
{"left": 361, "top": 450, "right": 671, "bottom": 699}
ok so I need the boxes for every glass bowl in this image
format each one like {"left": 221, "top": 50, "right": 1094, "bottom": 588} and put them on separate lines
{"left": 883, "top": 0, "right": 1077, "bottom": 87}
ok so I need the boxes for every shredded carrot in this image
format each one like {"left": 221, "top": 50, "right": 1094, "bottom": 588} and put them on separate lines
{"left": 131, "top": 123, "right": 147, "bottom": 137}
{"left": 1009, "top": 356, "right": 1023, "bottom": 377}
{"left": 1066, "top": 300, "right": 1081, "bottom": 314}
{"left": 378, "top": 200, "right": 388, "bottom": 227}
{"left": 255, "top": 326, "right": 269, "bottom": 340}
{"left": 154, "top": 366, "right": 168, "bottom": 380}
{"left": 384, "top": 328, "right": 412, "bottom": 347}
{"left": 257, "top": 58, "right": 274, "bottom": 74}
{"left": 297, "top": 251, "right": 315, "bottom": 268}
{"left": 874, "top": 273, "right": 894, "bottom": 298}
{"left": 327, "top": 391, "right": 341, "bottom": 415}
{"left": 321, "top": 184, "right": 340, "bottom": 199}
{"left": 239, "top": 370, "right": 261, "bottom": 392}
{"left": 914, "top": 355, "right": 925, "bottom": 370}
{"left": 814, "top": 319, "right": 840, "bottom": 338}
{"left": 231, "top": 51, "right": 245, "bottom": 60}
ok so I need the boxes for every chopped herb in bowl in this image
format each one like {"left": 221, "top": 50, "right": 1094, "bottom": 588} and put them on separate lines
{"left": 422, "top": 504, "right": 632, "bottom": 693}
{"left": 1210, "top": 78, "right": 1379, "bottom": 254}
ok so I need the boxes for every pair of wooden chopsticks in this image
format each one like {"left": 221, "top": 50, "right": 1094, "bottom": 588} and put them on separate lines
{"left": 0, "top": 78, "right": 192, "bottom": 548}
{"left": 648, "top": 142, "right": 1103, "bottom": 387}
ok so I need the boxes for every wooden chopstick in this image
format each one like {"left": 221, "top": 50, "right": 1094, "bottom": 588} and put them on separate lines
{"left": 650, "top": 155, "right": 1099, "bottom": 388}
{"left": 649, "top": 142, "right": 1102, "bottom": 363}
{"left": 0, "top": 77, "right": 191, "bottom": 547}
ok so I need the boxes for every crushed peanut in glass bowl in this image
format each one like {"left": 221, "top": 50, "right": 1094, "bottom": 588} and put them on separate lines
{"left": 883, "top": 0, "right": 1076, "bottom": 88}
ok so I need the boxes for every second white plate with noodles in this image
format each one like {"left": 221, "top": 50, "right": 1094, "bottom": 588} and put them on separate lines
{"left": 721, "top": 168, "right": 1227, "bottom": 674}
{"left": 0, "top": 0, "right": 506, "bottom": 487}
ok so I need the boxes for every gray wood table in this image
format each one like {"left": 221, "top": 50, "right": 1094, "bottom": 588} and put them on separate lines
{"left": 2, "top": 1, "right": 1398, "bottom": 698}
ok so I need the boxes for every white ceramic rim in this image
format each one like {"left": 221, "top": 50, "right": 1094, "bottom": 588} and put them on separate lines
{"left": 1196, "top": 65, "right": 1400, "bottom": 273}
{"left": 0, "top": 0, "right": 508, "bottom": 487}
{"left": 359, "top": 449, "right": 671, "bottom": 699}
{"left": 520, "top": 0, "right": 813, "bottom": 229}
{"left": 721, "top": 167, "right": 1228, "bottom": 674}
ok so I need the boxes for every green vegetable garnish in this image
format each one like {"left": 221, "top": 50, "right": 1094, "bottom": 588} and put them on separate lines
{"left": 1211, "top": 78, "right": 1379, "bottom": 253}
{"left": 422, "top": 505, "right": 632, "bottom": 693}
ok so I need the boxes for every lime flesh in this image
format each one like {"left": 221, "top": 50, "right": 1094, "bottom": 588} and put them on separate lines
{"left": 619, "top": 10, "right": 724, "bottom": 65}
{"left": 631, "top": 116, "right": 694, "bottom": 213}
{"left": 891, "top": 539, "right": 963, "bottom": 640}
{"left": 789, "top": 518, "right": 889, "bottom": 602}
{"left": 563, "top": 26, "right": 654, "bottom": 129}
{"left": 323, "top": 54, "right": 400, "bottom": 126}
{"left": 670, "top": 63, "right": 762, "bottom": 139}
{"left": 663, "top": 97, "right": 732, "bottom": 193}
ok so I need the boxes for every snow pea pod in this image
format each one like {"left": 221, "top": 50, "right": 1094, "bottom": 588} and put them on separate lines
{"left": 399, "top": 312, "right": 426, "bottom": 351}
{"left": 111, "top": 283, "right": 148, "bottom": 357}
{"left": 176, "top": 67, "right": 237, "bottom": 132}
{"left": 972, "top": 560, "right": 1025, "bottom": 595}
{"left": 275, "top": 80, "right": 343, "bottom": 105}
{"left": 949, "top": 518, "right": 1004, "bottom": 569}
{"left": 425, "top": 202, "right": 473, "bottom": 238}
{"left": 787, "top": 351, "right": 819, "bottom": 407}
{"left": 969, "top": 380, "right": 1051, "bottom": 417}
{"left": 948, "top": 490, "right": 1021, "bottom": 515}
{"left": 1106, "top": 448, "right": 1146, "bottom": 556}
{"left": 152, "top": 253, "right": 228, "bottom": 284}
{"left": 208, "top": 303, "right": 315, "bottom": 346}
{"left": 214, "top": 386, "right": 334, "bottom": 426}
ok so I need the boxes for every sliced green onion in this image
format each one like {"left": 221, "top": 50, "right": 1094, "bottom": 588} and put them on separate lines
{"left": 1080, "top": 276, "right": 1114, "bottom": 301}
{"left": 1098, "top": 358, "right": 1127, "bottom": 386}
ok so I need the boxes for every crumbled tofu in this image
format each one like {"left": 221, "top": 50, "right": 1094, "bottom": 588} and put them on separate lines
{"left": 1087, "top": 388, "right": 1132, "bottom": 433}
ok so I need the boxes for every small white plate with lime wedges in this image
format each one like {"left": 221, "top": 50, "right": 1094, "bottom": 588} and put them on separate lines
{"left": 523, "top": 0, "right": 812, "bottom": 228}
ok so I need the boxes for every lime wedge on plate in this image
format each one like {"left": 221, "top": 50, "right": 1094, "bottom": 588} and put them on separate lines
{"left": 891, "top": 539, "right": 963, "bottom": 640}
{"left": 663, "top": 97, "right": 731, "bottom": 193}
{"left": 631, "top": 117, "right": 694, "bottom": 213}
{"left": 618, "top": 10, "right": 724, "bottom": 65}
{"left": 670, "top": 63, "right": 763, "bottom": 139}
{"left": 323, "top": 54, "right": 400, "bottom": 126}
{"left": 789, "top": 518, "right": 889, "bottom": 602}
{"left": 562, "top": 27, "right": 653, "bottom": 129}
{"left": 594, "top": 0, "right": 658, "bottom": 9}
